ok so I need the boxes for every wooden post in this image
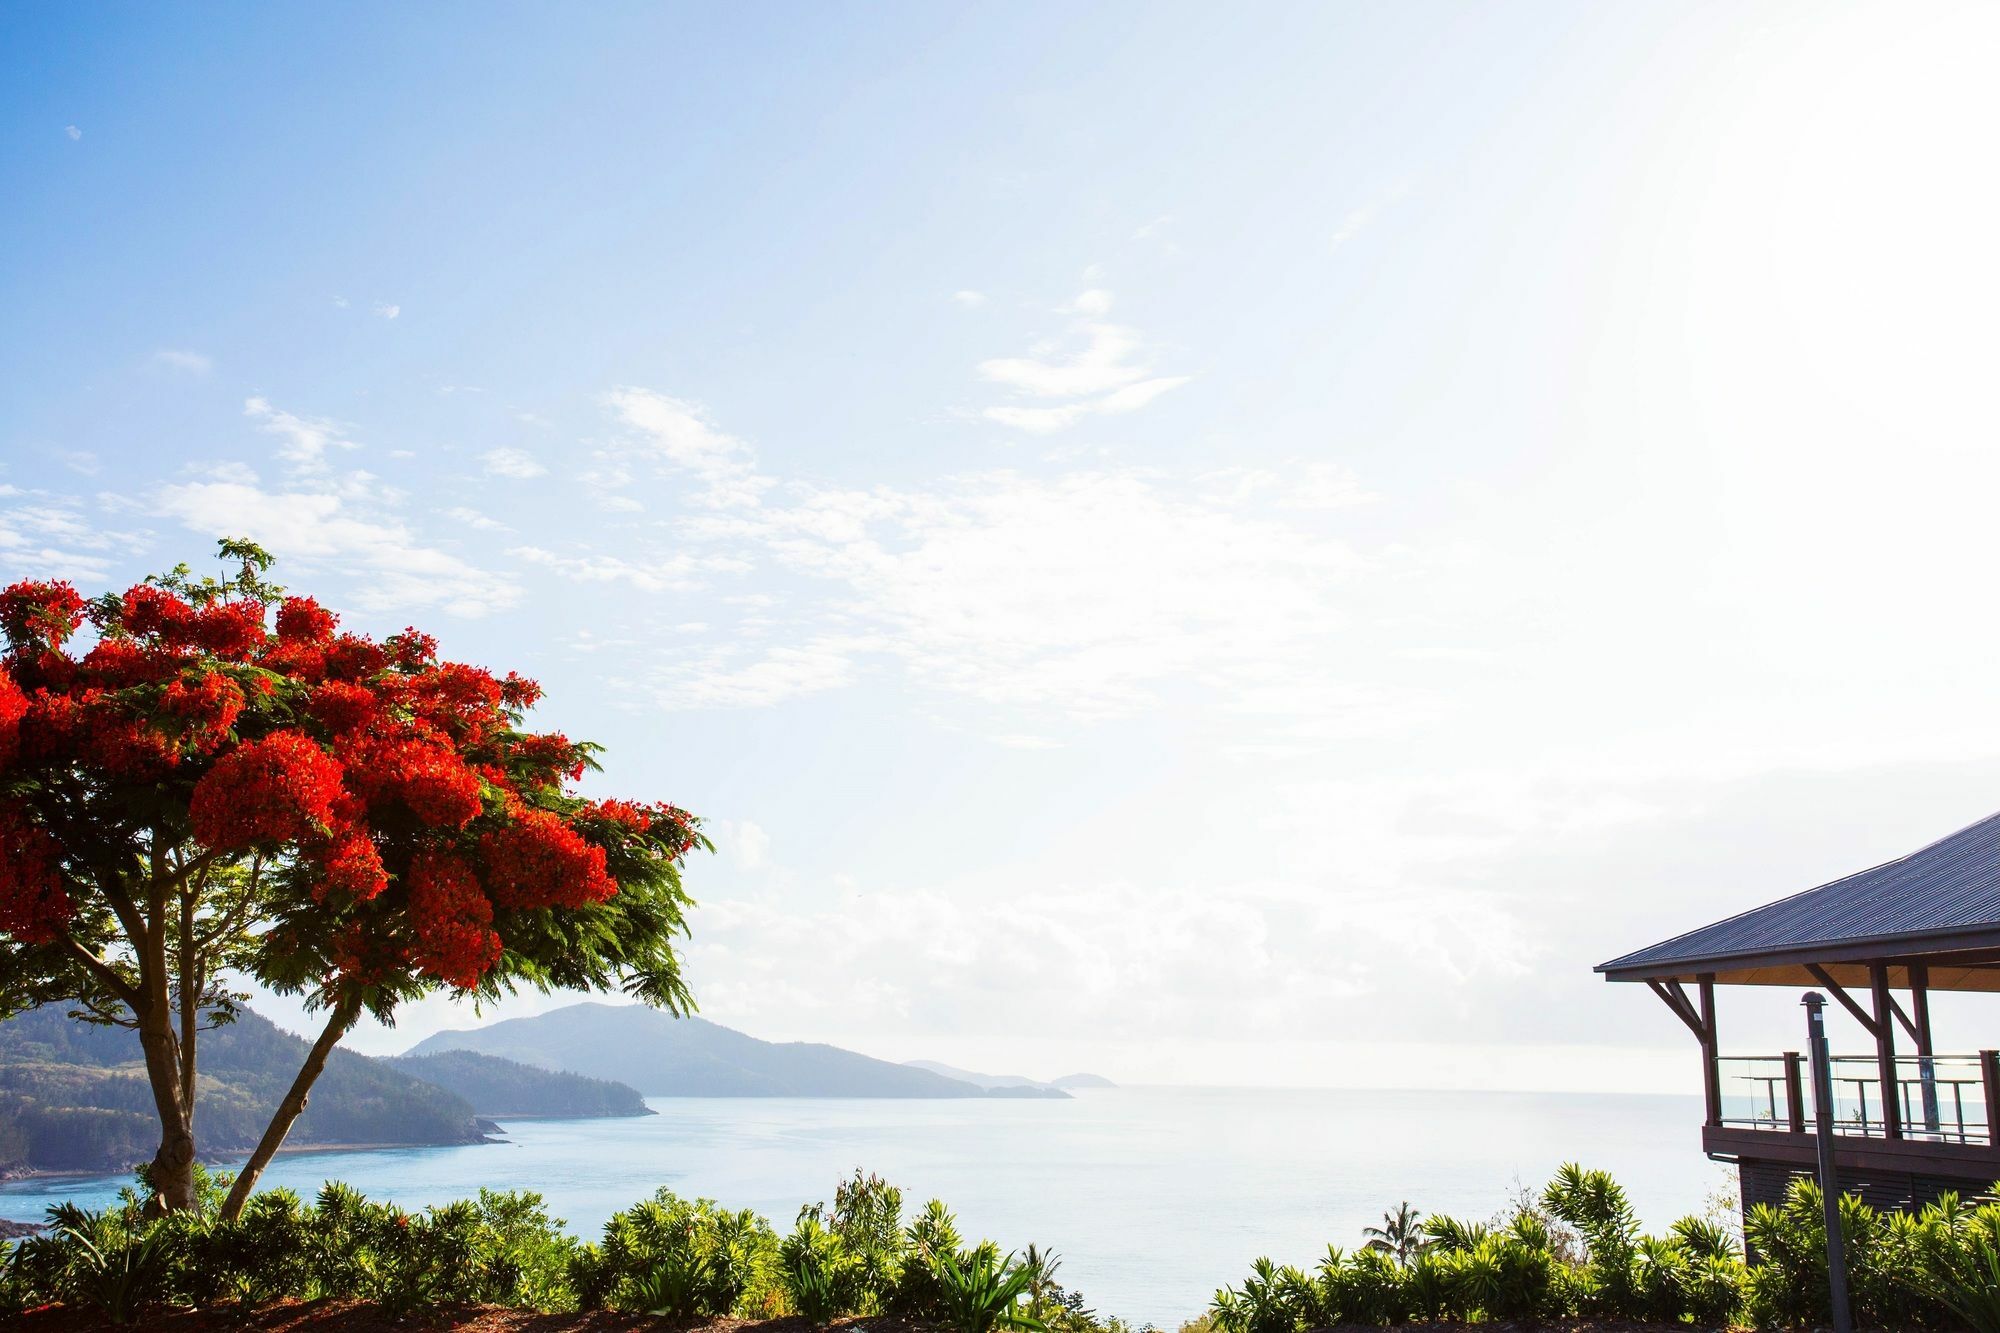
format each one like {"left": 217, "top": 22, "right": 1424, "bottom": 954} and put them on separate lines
{"left": 1699, "top": 974, "right": 1722, "bottom": 1128}
{"left": 1870, "top": 962, "right": 1902, "bottom": 1140}
{"left": 1982, "top": 1050, "right": 2000, "bottom": 1148}
{"left": 1806, "top": 994, "right": 1854, "bottom": 1333}
{"left": 1784, "top": 1050, "right": 1806, "bottom": 1133}
{"left": 1910, "top": 963, "right": 1940, "bottom": 1134}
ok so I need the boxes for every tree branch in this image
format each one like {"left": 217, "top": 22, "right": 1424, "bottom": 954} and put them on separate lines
{"left": 56, "top": 934, "right": 143, "bottom": 1011}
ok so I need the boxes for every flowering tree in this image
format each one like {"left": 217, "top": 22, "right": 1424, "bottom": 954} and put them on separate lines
{"left": 0, "top": 541, "right": 704, "bottom": 1218}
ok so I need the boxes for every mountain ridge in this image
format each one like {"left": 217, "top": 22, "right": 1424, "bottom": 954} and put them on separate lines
{"left": 0, "top": 1007, "right": 658, "bottom": 1177}
{"left": 406, "top": 1003, "right": 1070, "bottom": 1099}
{"left": 903, "top": 1060, "right": 1116, "bottom": 1093}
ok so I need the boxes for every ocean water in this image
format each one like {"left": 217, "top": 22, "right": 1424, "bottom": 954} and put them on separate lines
{"left": 0, "top": 1087, "right": 1714, "bottom": 1326}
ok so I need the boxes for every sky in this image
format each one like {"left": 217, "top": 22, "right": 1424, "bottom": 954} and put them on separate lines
{"left": 6, "top": 2, "right": 2000, "bottom": 1092}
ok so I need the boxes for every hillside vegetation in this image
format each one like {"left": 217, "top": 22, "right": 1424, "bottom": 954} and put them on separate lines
{"left": 0, "top": 1008, "right": 654, "bottom": 1176}
{"left": 0, "top": 1007, "right": 486, "bottom": 1177}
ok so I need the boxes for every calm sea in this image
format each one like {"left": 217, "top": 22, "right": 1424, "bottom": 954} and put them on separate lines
{"left": 0, "top": 1087, "right": 1713, "bottom": 1326}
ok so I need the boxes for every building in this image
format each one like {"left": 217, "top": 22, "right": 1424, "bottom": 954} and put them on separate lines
{"left": 1598, "top": 810, "right": 2000, "bottom": 1214}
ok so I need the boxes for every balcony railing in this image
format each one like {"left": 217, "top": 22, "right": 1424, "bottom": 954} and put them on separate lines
{"left": 1718, "top": 1052, "right": 1997, "bottom": 1145}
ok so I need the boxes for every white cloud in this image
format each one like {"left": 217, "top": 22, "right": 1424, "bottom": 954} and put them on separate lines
{"left": 58, "top": 450, "right": 100, "bottom": 476}
{"left": 1095, "top": 375, "right": 1191, "bottom": 415}
{"left": 154, "top": 476, "right": 518, "bottom": 617}
{"left": 1068, "top": 288, "right": 1114, "bottom": 317}
{"left": 990, "top": 733, "right": 1062, "bottom": 750}
{"left": 372, "top": 303, "right": 401, "bottom": 320}
{"left": 1205, "top": 462, "right": 1379, "bottom": 511}
{"left": 727, "top": 820, "right": 771, "bottom": 870}
{"left": 982, "top": 404, "right": 1087, "bottom": 434}
{"left": 952, "top": 290, "right": 986, "bottom": 308}
{"left": 980, "top": 322, "right": 1146, "bottom": 398}
{"left": 153, "top": 348, "right": 212, "bottom": 375}
{"left": 1330, "top": 180, "right": 1410, "bottom": 250}
{"left": 442, "top": 505, "right": 509, "bottom": 532}
{"left": 632, "top": 637, "right": 861, "bottom": 709}
{"left": 0, "top": 492, "right": 143, "bottom": 584}
{"left": 331, "top": 296, "right": 350, "bottom": 309}
{"left": 511, "top": 544, "right": 736, "bottom": 594}
{"left": 64, "top": 125, "right": 81, "bottom": 141}
{"left": 244, "top": 397, "right": 354, "bottom": 471}
{"left": 976, "top": 295, "right": 1189, "bottom": 432}
{"left": 602, "top": 387, "right": 770, "bottom": 508}
{"left": 481, "top": 446, "right": 546, "bottom": 479}
{"left": 1330, "top": 206, "right": 1374, "bottom": 248}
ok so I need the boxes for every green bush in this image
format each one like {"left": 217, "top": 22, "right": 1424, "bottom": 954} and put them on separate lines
{"left": 780, "top": 1214, "right": 853, "bottom": 1325}
{"left": 931, "top": 1245, "right": 1047, "bottom": 1333}
{"left": 894, "top": 1197, "right": 967, "bottom": 1319}
{"left": 817, "top": 1169, "right": 907, "bottom": 1313}
{"left": 1215, "top": 1163, "right": 1762, "bottom": 1330}
{"left": 577, "top": 1188, "right": 776, "bottom": 1316}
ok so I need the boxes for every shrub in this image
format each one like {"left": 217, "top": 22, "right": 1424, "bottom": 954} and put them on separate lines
{"left": 816, "top": 1169, "right": 907, "bottom": 1313}
{"left": 931, "top": 1246, "right": 1048, "bottom": 1333}
{"left": 43, "top": 1205, "right": 168, "bottom": 1325}
{"left": 780, "top": 1214, "right": 852, "bottom": 1326}
{"left": 894, "top": 1197, "right": 966, "bottom": 1319}
{"left": 579, "top": 1188, "right": 775, "bottom": 1316}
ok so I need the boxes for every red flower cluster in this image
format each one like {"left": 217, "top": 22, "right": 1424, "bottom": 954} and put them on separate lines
{"left": 191, "top": 730, "right": 345, "bottom": 849}
{"left": 0, "top": 802, "right": 71, "bottom": 943}
{"left": 0, "top": 563, "right": 698, "bottom": 997}
{"left": 307, "top": 681, "right": 380, "bottom": 736}
{"left": 480, "top": 808, "right": 616, "bottom": 909}
{"left": 121, "top": 585, "right": 198, "bottom": 641}
{"left": 344, "top": 737, "right": 484, "bottom": 829}
{"left": 406, "top": 663, "right": 503, "bottom": 742}
{"left": 406, "top": 850, "right": 501, "bottom": 988}
{"left": 0, "top": 670, "right": 26, "bottom": 768}
{"left": 0, "top": 581, "right": 86, "bottom": 651}
{"left": 161, "top": 671, "right": 246, "bottom": 753}
{"left": 318, "top": 828, "right": 388, "bottom": 902}
{"left": 195, "top": 600, "right": 267, "bottom": 660}
{"left": 586, "top": 798, "right": 703, "bottom": 860}
{"left": 499, "top": 673, "right": 542, "bottom": 709}
{"left": 275, "top": 596, "right": 338, "bottom": 643}
{"left": 511, "top": 732, "right": 586, "bottom": 784}
{"left": 323, "top": 634, "right": 388, "bottom": 682}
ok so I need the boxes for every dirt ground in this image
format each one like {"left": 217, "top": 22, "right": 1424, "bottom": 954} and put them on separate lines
{"left": 13, "top": 1308, "right": 928, "bottom": 1333}
{"left": 9, "top": 1306, "right": 1755, "bottom": 1333}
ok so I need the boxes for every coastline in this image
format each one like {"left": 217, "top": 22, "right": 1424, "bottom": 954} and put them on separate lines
{"left": 0, "top": 1135, "right": 504, "bottom": 1187}
{"left": 0, "top": 1106, "right": 667, "bottom": 1188}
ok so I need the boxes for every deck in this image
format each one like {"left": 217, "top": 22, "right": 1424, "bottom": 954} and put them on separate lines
{"left": 1708, "top": 1050, "right": 2000, "bottom": 1211}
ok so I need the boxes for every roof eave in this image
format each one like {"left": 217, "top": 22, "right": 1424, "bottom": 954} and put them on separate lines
{"left": 1597, "top": 923, "right": 2000, "bottom": 982}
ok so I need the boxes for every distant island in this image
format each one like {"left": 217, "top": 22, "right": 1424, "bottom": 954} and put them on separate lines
{"left": 0, "top": 1006, "right": 653, "bottom": 1177}
{"left": 383, "top": 1049, "right": 654, "bottom": 1120}
{"left": 903, "top": 1060, "right": 1116, "bottom": 1094}
{"left": 1, "top": 1000, "right": 1099, "bottom": 1176}
{"left": 406, "top": 1002, "right": 1075, "bottom": 1099}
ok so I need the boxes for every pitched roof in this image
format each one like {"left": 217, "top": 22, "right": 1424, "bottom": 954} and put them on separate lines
{"left": 1597, "top": 809, "right": 2000, "bottom": 988}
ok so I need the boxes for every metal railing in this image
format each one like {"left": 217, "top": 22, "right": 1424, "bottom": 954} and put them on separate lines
{"left": 1718, "top": 1051, "right": 1996, "bottom": 1145}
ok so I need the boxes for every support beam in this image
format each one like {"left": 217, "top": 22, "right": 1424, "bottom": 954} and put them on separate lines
{"left": 1699, "top": 973, "right": 1722, "bottom": 1129}
{"left": 1784, "top": 1051, "right": 1806, "bottom": 1134}
{"left": 1888, "top": 992, "right": 1920, "bottom": 1044}
{"left": 1643, "top": 976, "right": 1720, "bottom": 1128}
{"left": 1648, "top": 979, "right": 1706, "bottom": 1038}
{"left": 1807, "top": 964, "right": 1882, "bottom": 1037}
{"left": 1984, "top": 1051, "right": 2000, "bottom": 1149}
{"left": 1870, "top": 962, "right": 1903, "bottom": 1140}
{"left": 1911, "top": 962, "right": 1940, "bottom": 1134}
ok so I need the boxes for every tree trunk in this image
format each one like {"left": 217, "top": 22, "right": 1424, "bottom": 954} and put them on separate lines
{"left": 133, "top": 995, "right": 197, "bottom": 1214}
{"left": 219, "top": 996, "right": 360, "bottom": 1222}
